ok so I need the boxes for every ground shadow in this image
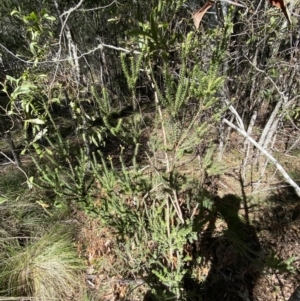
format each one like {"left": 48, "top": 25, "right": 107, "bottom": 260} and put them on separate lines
{"left": 197, "top": 194, "right": 264, "bottom": 301}
{"left": 129, "top": 186, "right": 300, "bottom": 301}
{"left": 254, "top": 186, "right": 300, "bottom": 301}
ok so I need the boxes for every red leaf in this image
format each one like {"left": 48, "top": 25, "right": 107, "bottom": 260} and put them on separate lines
{"left": 192, "top": 1, "right": 215, "bottom": 29}
{"left": 269, "top": 0, "right": 291, "bottom": 24}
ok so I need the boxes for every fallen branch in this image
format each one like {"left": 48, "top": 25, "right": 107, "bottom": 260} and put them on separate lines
{"left": 223, "top": 118, "right": 300, "bottom": 198}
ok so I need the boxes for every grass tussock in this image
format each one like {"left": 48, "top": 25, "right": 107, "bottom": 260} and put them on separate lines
{"left": 0, "top": 225, "right": 84, "bottom": 301}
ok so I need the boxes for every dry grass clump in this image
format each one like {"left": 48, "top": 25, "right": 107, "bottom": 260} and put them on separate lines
{"left": 0, "top": 225, "right": 84, "bottom": 301}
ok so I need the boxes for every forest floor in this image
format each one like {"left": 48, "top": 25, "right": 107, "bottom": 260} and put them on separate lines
{"left": 1, "top": 135, "right": 300, "bottom": 301}
{"left": 76, "top": 147, "right": 300, "bottom": 301}
{"left": 217, "top": 159, "right": 300, "bottom": 301}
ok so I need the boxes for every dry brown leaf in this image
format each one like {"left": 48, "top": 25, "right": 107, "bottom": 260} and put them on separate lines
{"left": 269, "top": 0, "right": 291, "bottom": 24}
{"left": 192, "top": 1, "right": 215, "bottom": 29}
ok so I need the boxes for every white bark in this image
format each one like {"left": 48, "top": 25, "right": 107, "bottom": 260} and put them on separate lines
{"left": 54, "top": 0, "right": 81, "bottom": 82}
{"left": 241, "top": 110, "right": 257, "bottom": 180}
{"left": 258, "top": 99, "right": 283, "bottom": 147}
{"left": 223, "top": 118, "right": 300, "bottom": 198}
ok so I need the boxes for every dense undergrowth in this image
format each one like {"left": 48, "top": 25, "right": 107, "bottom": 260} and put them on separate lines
{"left": 1, "top": 0, "right": 300, "bottom": 300}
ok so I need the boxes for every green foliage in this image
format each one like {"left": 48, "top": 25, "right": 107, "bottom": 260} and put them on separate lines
{"left": 4, "top": 71, "right": 55, "bottom": 155}
{"left": 92, "top": 146, "right": 150, "bottom": 232}
{"left": 0, "top": 1, "right": 247, "bottom": 300}
{"left": 128, "top": 0, "right": 187, "bottom": 60}
{"left": 91, "top": 86, "right": 141, "bottom": 144}
{"left": 1, "top": 0, "right": 300, "bottom": 299}
{"left": 0, "top": 192, "right": 84, "bottom": 299}
{"left": 31, "top": 147, "right": 94, "bottom": 210}
{"left": 85, "top": 5, "right": 231, "bottom": 299}
{"left": 265, "top": 251, "right": 296, "bottom": 274}
{"left": 11, "top": 8, "right": 55, "bottom": 59}
{"left": 121, "top": 53, "right": 144, "bottom": 93}
{"left": 147, "top": 204, "right": 196, "bottom": 299}
{"left": 147, "top": 30, "right": 225, "bottom": 172}
{"left": 90, "top": 38, "right": 226, "bottom": 293}
{"left": 0, "top": 225, "right": 83, "bottom": 300}
{"left": 92, "top": 146, "right": 208, "bottom": 298}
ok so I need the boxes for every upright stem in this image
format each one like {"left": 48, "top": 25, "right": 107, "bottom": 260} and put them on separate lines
{"left": 148, "top": 71, "right": 170, "bottom": 173}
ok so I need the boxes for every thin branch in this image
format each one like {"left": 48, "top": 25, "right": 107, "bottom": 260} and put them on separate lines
{"left": 0, "top": 43, "right": 32, "bottom": 65}
{"left": 245, "top": 55, "right": 286, "bottom": 98}
{"left": 0, "top": 42, "right": 140, "bottom": 66}
{"left": 99, "top": 42, "right": 141, "bottom": 55}
{"left": 0, "top": 151, "right": 29, "bottom": 183}
{"left": 78, "top": 0, "right": 117, "bottom": 12}
{"left": 60, "top": 0, "right": 84, "bottom": 18}
{"left": 223, "top": 98, "right": 245, "bottom": 130}
{"left": 219, "top": 0, "right": 247, "bottom": 8}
